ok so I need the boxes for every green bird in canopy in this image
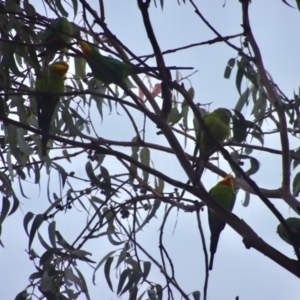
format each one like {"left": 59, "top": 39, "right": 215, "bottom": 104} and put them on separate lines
{"left": 79, "top": 40, "right": 165, "bottom": 87}
{"left": 208, "top": 174, "right": 236, "bottom": 270}
{"left": 195, "top": 108, "right": 232, "bottom": 179}
{"left": 277, "top": 217, "right": 300, "bottom": 247}
{"left": 35, "top": 62, "right": 69, "bottom": 156}
{"left": 40, "top": 17, "right": 80, "bottom": 66}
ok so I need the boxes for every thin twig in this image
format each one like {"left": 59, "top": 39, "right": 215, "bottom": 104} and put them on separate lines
{"left": 196, "top": 211, "right": 209, "bottom": 300}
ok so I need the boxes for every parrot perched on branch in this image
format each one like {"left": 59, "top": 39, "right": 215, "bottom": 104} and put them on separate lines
{"left": 195, "top": 108, "right": 232, "bottom": 179}
{"left": 79, "top": 40, "right": 175, "bottom": 87}
{"left": 35, "top": 61, "right": 69, "bottom": 156}
{"left": 39, "top": 17, "right": 80, "bottom": 66}
{"left": 277, "top": 217, "right": 300, "bottom": 246}
{"left": 208, "top": 174, "right": 235, "bottom": 270}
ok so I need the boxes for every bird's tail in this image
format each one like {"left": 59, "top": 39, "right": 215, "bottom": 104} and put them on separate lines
{"left": 209, "top": 234, "right": 220, "bottom": 270}
{"left": 39, "top": 120, "right": 52, "bottom": 157}
{"left": 41, "top": 135, "right": 48, "bottom": 157}
{"left": 209, "top": 253, "right": 215, "bottom": 271}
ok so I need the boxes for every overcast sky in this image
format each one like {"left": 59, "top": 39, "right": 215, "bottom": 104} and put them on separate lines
{"left": 2, "top": 1, "right": 300, "bottom": 299}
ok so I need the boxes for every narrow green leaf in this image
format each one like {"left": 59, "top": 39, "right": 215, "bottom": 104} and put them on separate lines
{"left": 71, "top": 0, "right": 78, "bottom": 15}
{"left": 147, "top": 288, "right": 158, "bottom": 300}
{"left": 54, "top": 0, "right": 68, "bottom": 16}
{"left": 91, "top": 196, "right": 104, "bottom": 205}
{"left": 17, "top": 128, "right": 30, "bottom": 154}
{"left": 13, "top": 290, "right": 30, "bottom": 300}
{"left": 29, "top": 271, "right": 43, "bottom": 280}
{"left": 104, "top": 256, "right": 114, "bottom": 292}
{"left": 28, "top": 214, "right": 44, "bottom": 249}
{"left": 142, "top": 261, "right": 151, "bottom": 281}
{"left": 243, "top": 154, "right": 260, "bottom": 176}
{"left": 71, "top": 250, "right": 95, "bottom": 263}
{"left": 43, "top": 198, "right": 63, "bottom": 217}
{"left": 48, "top": 221, "right": 56, "bottom": 248}
{"left": 129, "top": 152, "right": 139, "bottom": 184}
{"left": 160, "top": 0, "right": 164, "bottom": 10}
{"left": 232, "top": 110, "right": 248, "bottom": 143}
{"left": 293, "top": 172, "right": 300, "bottom": 196}
{"left": 16, "top": 168, "right": 26, "bottom": 180}
{"left": 187, "top": 86, "right": 195, "bottom": 100}
{"left": 244, "top": 147, "right": 252, "bottom": 155}
{"left": 236, "top": 60, "right": 245, "bottom": 95}
{"left": 96, "top": 153, "right": 105, "bottom": 166}
{"left": 62, "top": 109, "right": 86, "bottom": 138}
{"left": 24, "top": 1, "right": 36, "bottom": 17}
{"left": 140, "top": 147, "right": 150, "bottom": 182}
{"left": 252, "top": 91, "right": 266, "bottom": 118}
{"left": 106, "top": 225, "right": 123, "bottom": 246}
{"left": 85, "top": 161, "right": 99, "bottom": 184}
{"left": 137, "top": 289, "right": 147, "bottom": 300}
{"left": 168, "top": 106, "right": 181, "bottom": 125}
{"left": 242, "top": 192, "right": 250, "bottom": 207}
{"left": 0, "top": 197, "right": 10, "bottom": 224}
{"left": 292, "top": 149, "right": 300, "bottom": 170}
{"left": 131, "top": 136, "right": 140, "bottom": 154}
{"left": 31, "top": 157, "right": 40, "bottom": 184}
{"left": 155, "top": 177, "right": 164, "bottom": 193}
{"left": 156, "top": 284, "right": 163, "bottom": 300}
{"left": 116, "top": 249, "right": 128, "bottom": 269}
{"left": 117, "top": 269, "right": 131, "bottom": 295}
{"left": 224, "top": 57, "right": 235, "bottom": 79}
{"left": 52, "top": 162, "right": 67, "bottom": 188}
{"left": 181, "top": 99, "right": 189, "bottom": 129}
{"left": 192, "top": 291, "right": 201, "bottom": 300}
{"left": 9, "top": 193, "right": 19, "bottom": 216}
{"left": 88, "top": 78, "right": 106, "bottom": 120}
{"left": 281, "top": 0, "right": 294, "bottom": 8}
{"left": 37, "top": 232, "right": 51, "bottom": 250}
{"left": 74, "top": 266, "right": 90, "bottom": 298}
{"left": 100, "top": 165, "right": 112, "bottom": 198}
{"left": 251, "top": 130, "right": 264, "bottom": 146}
{"left": 9, "top": 54, "right": 26, "bottom": 77}
{"left": 129, "top": 286, "right": 138, "bottom": 300}
{"left": 74, "top": 56, "right": 86, "bottom": 78}
{"left": 137, "top": 198, "right": 161, "bottom": 231}
{"left": 235, "top": 87, "right": 251, "bottom": 112}
{"left": 17, "top": 175, "right": 29, "bottom": 199}
{"left": 55, "top": 231, "right": 73, "bottom": 250}
{"left": 6, "top": 149, "right": 14, "bottom": 181}
{"left": 39, "top": 248, "right": 62, "bottom": 267}
{"left": 23, "top": 211, "right": 34, "bottom": 236}
{"left": 92, "top": 250, "right": 117, "bottom": 284}
{"left": 6, "top": 124, "right": 18, "bottom": 158}
{"left": 121, "top": 270, "right": 142, "bottom": 295}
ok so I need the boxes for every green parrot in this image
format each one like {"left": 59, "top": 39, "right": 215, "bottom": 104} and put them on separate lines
{"left": 277, "top": 217, "right": 300, "bottom": 246}
{"left": 40, "top": 17, "right": 80, "bottom": 66}
{"left": 79, "top": 40, "right": 161, "bottom": 86}
{"left": 35, "top": 62, "right": 69, "bottom": 156}
{"left": 208, "top": 174, "right": 235, "bottom": 270}
{"left": 195, "top": 108, "right": 232, "bottom": 179}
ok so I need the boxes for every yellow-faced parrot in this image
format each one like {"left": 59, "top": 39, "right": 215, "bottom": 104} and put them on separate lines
{"left": 208, "top": 174, "right": 235, "bottom": 270}
{"left": 79, "top": 40, "right": 162, "bottom": 87}
{"left": 277, "top": 217, "right": 300, "bottom": 247}
{"left": 196, "top": 108, "right": 232, "bottom": 179}
{"left": 35, "top": 62, "right": 69, "bottom": 156}
{"left": 40, "top": 17, "right": 80, "bottom": 66}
